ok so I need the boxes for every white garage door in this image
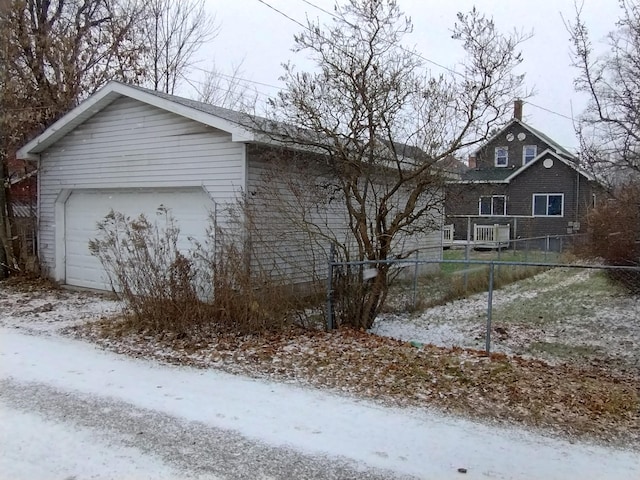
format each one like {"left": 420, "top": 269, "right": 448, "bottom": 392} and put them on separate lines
{"left": 64, "top": 188, "right": 214, "bottom": 290}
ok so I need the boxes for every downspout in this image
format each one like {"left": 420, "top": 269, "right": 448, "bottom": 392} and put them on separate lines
{"left": 575, "top": 169, "right": 580, "bottom": 226}
{"left": 37, "top": 154, "right": 42, "bottom": 263}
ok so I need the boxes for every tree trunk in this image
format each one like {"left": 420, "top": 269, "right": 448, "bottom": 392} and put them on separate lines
{"left": 358, "top": 265, "right": 388, "bottom": 329}
{"left": 0, "top": 166, "right": 10, "bottom": 279}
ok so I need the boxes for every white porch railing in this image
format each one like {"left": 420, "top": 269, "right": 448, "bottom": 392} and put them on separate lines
{"left": 442, "top": 224, "right": 454, "bottom": 246}
{"left": 473, "top": 224, "right": 510, "bottom": 247}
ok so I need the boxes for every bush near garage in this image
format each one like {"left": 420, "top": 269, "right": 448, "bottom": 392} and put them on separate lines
{"left": 88, "top": 208, "right": 307, "bottom": 337}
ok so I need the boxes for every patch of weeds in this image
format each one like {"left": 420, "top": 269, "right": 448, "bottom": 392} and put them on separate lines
{"left": 491, "top": 299, "right": 558, "bottom": 326}
{"left": 424, "top": 265, "right": 545, "bottom": 309}
{"left": 528, "top": 341, "right": 604, "bottom": 360}
{"left": 489, "top": 270, "right": 613, "bottom": 325}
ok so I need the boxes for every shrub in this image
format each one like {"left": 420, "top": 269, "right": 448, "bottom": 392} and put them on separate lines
{"left": 89, "top": 208, "right": 315, "bottom": 337}
{"left": 582, "top": 184, "right": 640, "bottom": 292}
{"left": 88, "top": 209, "right": 208, "bottom": 335}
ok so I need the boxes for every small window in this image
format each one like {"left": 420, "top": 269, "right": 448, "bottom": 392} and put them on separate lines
{"left": 533, "top": 194, "right": 564, "bottom": 217}
{"left": 479, "top": 195, "right": 507, "bottom": 216}
{"left": 523, "top": 145, "right": 537, "bottom": 164}
{"left": 495, "top": 147, "right": 508, "bottom": 167}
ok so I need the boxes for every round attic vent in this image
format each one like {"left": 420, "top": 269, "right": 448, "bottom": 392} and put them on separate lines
{"left": 543, "top": 158, "right": 554, "bottom": 168}
{"left": 517, "top": 133, "right": 526, "bottom": 141}
{"left": 506, "top": 133, "right": 514, "bottom": 141}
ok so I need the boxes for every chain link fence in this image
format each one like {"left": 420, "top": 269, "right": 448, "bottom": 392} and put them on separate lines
{"left": 326, "top": 253, "right": 640, "bottom": 374}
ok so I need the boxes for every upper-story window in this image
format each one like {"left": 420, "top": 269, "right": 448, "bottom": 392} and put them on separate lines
{"left": 523, "top": 145, "right": 537, "bottom": 164}
{"left": 495, "top": 146, "right": 508, "bottom": 167}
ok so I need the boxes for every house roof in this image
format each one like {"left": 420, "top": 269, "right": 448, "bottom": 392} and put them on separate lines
{"left": 456, "top": 149, "right": 594, "bottom": 184}
{"left": 17, "top": 81, "right": 260, "bottom": 159}
{"left": 522, "top": 121, "right": 575, "bottom": 159}
{"left": 504, "top": 149, "right": 595, "bottom": 182}
{"left": 126, "top": 84, "right": 264, "bottom": 130}
{"left": 437, "top": 155, "right": 468, "bottom": 177}
{"left": 473, "top": 118, "right": 576, "bottom": 160}
{"left": 459, "top": 168, "right": 513, "bottom": 183}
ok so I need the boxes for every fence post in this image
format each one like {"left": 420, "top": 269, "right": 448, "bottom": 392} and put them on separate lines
{"left": 485, "top": 262, "right": 495, "bottom": 353}
{"left": 545, "top": 235, "right": 550, "bottom": 260}
{"left": 465, "top": 217, "right": 471, "bottom": 291}
{"left": 325, "top": 243, "right": 336, "bottom": 331}
{"left": 412, "top": 250, "right": 419, "bottom": 308}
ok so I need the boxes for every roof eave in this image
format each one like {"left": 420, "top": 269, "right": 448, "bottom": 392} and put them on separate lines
{"left": 472, "top": 118, "right": 518, "bottom": 155}
{"left": 504, "top": 149, "right": 594, "bottom": 182}
{"left": 447, "top": 179, "right": 510, "bottom": 184}
{"left": 16, "top": 81, "right": 256, "bottom": 159}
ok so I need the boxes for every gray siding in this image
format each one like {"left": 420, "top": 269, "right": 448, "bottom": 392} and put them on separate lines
{"left": 246, "top": 145, "right": 443, "bottom": 284}
{"left": 38, "top": 97, "right": 245, "bottom": 274}
{"left": 246, "top": 146, "right": 351, "bottom": 284}
{"left": 446, "top": 183, "right": 509, "bottom": 240}
{"left": 475, "top": 122, "right": 553, "bottom": 170}
{"left": 445, "top": 157, "right": 598, "bottom": 240}
{"left": 508, "top": 158, "right": 595, "bottom": 238}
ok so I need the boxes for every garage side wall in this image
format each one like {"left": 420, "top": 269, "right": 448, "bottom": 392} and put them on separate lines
{"left": 38, "top": 97, "right": 245, "bottom": 279}
{"left": 246, "top": 146, "right": 443, "bottom": 285}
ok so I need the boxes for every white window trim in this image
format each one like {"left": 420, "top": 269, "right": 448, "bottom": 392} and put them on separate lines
{"left": 479, "top": 195, "right": 507, "bottom": 216}
{"left": 532, "top": 193, "right": 564, "bottom": 217}
{"left": 495, "top": 146, "right": 508, "bottom": 167}
{"left": 522, "top": 145, "right": 537, "bottom": 165}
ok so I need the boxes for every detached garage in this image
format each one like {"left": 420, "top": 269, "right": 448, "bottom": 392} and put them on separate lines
{"left": 17, "top": 82, "right": 253, "bottom": 289}
{"left": 18, "top": 81, "right": 444, "bottom": 290}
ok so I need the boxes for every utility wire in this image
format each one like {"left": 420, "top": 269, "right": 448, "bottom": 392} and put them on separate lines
{"left": 298, "top": 0, "right": 460, "bottom": 75}
{"left": 255, "top": 0, "right": 308, "bottom": 30}
{"left": 187, "top": 64, "right": 283, "bottom": 91}
{"left": 296, "top": 0, "right": 586, "bottom": 128}
{"left": 524, "top": 101, "right": 574, "bottom": 121}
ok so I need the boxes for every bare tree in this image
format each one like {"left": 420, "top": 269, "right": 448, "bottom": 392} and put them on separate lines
{"left": 143, "top": 0, "right": 218, "bottom": 94}
{"left": 0, "top": 0, "right": 149, "bottom": 276}
{"left": 261, "top": 1, "right": 527, "bottom": 328}
{"left": 568, "top": 0, "right": 640, "bottom": 186}
{"left": 196, "top": 60, "right": 259, "bottom": 111}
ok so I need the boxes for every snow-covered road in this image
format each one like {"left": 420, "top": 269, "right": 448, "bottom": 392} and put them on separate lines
{"left": 1, "top": 328, "right": 638, "bottom": 479}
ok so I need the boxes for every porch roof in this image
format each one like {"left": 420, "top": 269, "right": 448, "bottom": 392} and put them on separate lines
{"left": 459, "top": 168, "right": 514, "bottom": 182}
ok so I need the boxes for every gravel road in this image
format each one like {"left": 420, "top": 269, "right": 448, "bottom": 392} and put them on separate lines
{"left": 0, "top": 378, "right": 413, "bottom": 480}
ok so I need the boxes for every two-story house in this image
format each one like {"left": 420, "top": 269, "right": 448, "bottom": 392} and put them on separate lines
{"left": 445, "top": 100, "right": 600, "bottom": 245}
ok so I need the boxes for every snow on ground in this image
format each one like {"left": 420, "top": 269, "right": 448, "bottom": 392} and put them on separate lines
{"left": 374, "top": 269, "right": 593, "bottom": 348}
{"left": 0, "top": 284, "right": 120, "bottom": 335}
{"left": 1, "top": 328, "right": 638, "bottom": 480}
{"left": 373, "top": 268, "right": 640, "bottom": 369}
{"left": 0, "top": 406, "right": 204, "bottom": 480}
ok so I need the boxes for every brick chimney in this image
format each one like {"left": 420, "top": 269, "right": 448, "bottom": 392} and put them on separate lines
{"left": 468, "top": 155, "right": 476, "bottom": 168}
{"left": 513, "top": 99, "right": 523, "bottom": 121}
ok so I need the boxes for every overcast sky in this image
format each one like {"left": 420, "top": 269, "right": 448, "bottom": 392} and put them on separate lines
{"left": 186, "top": 0, "right": 622, "bottom": 154}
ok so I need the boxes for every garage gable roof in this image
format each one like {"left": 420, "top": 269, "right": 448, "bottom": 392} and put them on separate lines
{"left": 17, "top": 81, "right": 257, "bottom": 159}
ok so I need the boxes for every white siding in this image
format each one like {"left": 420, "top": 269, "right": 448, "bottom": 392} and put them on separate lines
{"left": 39, "top": 97, "right": 245, "bottom": 277}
